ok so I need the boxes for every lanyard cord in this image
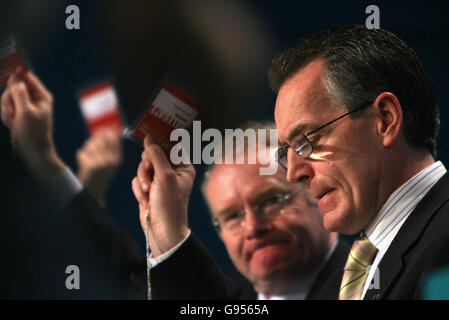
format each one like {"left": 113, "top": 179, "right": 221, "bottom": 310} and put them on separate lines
{"left": 145, "top": 208, "right": 152, "bottom": 300}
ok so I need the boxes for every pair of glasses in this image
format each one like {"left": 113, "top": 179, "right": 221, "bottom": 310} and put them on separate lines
{"left": 212, "top": 192, "right": 292, "bottom": 234}
{"left": 276, "top": 101, "right": 373, "bottom": 170}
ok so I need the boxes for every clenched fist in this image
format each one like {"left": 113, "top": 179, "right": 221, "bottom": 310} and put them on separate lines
{"left": 77, "top": 128, "right": 123, "bottom": 207}
{"left": 1, "top": 71, "right": 65, "bottom": 182}
{"left": 131, "top": 135, "right": 195, "bottom": 257}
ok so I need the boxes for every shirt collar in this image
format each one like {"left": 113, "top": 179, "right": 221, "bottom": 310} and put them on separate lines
{"left": 365, "top": 161, "right": 446, "bottom": 250}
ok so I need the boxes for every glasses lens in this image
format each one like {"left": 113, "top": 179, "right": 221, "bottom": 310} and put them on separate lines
{"left": 218, "top": 211, "right": 245, "bottom": 233}
{"left": 262, "top": 193, "right": 289, "bottom": 217}
{"left": 275, "top": 148, "right": 288, "bottom": 170}
{"left": 292, "top": 135, "right": 313, "bottom": 159}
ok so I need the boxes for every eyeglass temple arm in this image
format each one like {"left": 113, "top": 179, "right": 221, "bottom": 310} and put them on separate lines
{"left": 305, "top": 101, "right": 373, "bottom": 137}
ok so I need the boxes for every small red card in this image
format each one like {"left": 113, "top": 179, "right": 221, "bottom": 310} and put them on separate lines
{"left": 78, "top": 82, "right": 123, "bottom": 134}
{"left": 0, "top": 38, "right": 27, "bottom": 87}
{"left": 129, "top": 82, "right": 199, "bottom": 151}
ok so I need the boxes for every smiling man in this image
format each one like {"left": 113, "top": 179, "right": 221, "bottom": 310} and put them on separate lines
{"left": 270, "top": 25, "right": 449, "bottom": 299}
{"left": 203, "top": 149, "right": 336, "bottom": 298}
{"left": 131, "top": 123, "right": 349, "bottom": 299}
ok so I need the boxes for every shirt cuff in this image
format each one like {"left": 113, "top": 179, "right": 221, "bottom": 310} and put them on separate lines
{"left": 149, "top": 230, "right": 192, "bottom": 268}
{"left": 46, "top": 167, "right": 84, "bottom": 211}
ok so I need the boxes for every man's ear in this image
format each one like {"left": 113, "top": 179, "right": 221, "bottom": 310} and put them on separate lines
{"left": 372, "top": 92, "right": 403, "bottom": 148}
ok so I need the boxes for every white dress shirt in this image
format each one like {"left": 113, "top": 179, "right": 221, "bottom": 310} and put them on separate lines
{"left": 148, "top": 230, "right": 192, "bottom": 267}
{"left": 362, "top": 161, "right": 447, "bottom": 299}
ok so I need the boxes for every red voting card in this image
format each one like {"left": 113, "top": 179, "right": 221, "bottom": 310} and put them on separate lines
{"left": 129, "top": 82, "right": 199, "bottom": 151}
{"left": 0, "top": 38, "right": 28, "bottom": 87}
{"left": 78, "top": 82, "right": 123, "bottom": 134}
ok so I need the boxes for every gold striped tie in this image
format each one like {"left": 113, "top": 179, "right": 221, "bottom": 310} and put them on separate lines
{"left": 339, "top": 235, "right": 378, "bottom": 300}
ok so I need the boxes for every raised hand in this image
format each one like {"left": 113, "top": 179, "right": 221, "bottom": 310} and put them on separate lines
{"left": 1, "top": 71, "right": 66, "bottom": 182}
{"left": 77, "top": 128, "right": 123, "bottom": 207}
{"left": 132, "top": 136, "right": 195, "bottom": 257}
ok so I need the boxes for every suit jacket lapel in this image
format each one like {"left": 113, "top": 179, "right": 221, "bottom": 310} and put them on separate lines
{"left": 364, "top": 172, "right": 449, "bottom": 300}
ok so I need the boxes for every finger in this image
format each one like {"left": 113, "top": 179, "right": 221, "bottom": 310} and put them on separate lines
{"left": 85, "top": 136, "right": 104, "bottom": 159}
{"left": 132, "top": 177, "right": 148, "bottom": 208}
{"left": 85, "top": 135, "right": 101, "bottom": 150}
{"left": 139, "top": 202, "right": 148, "bottom": 230}
{"left": 75, "top": 149, "right": 84, "bottom": 164}
{"left": 94, "top": 133, "right": 108, "bottom": 151}
{"left": 171, "top": 140, "right": 192, "bottom": 169}
{"left": 23, "top": 71, "right": 52, "bottom": 102}
{"left": 9, "top": 76, "right": 31, "bottom": 115}
{"left": 93, "top": 129, "right": 119, "bottom": 153}
{"left": 76, "top": 151, "right": 90, "bottom": 172}
{"left": 78, "top": 152, "right": 95, "bottom": 169}
{"left": 139, "top": 202, "right": 150, "bottom": 234}
{"left": 169, "top": 140, "right": 195, "bottom": 178}
{"left": 141, "top": 150, "right": 148, "bottom": 161}
{"left": 104, "top": 129, "right": 122, "bottom": 154}
{"left": 137, "top": 160, "right": 152, "bottom": 192}
{"left": 83, "top": 138, "right": 98, "bottom": 156}
{"left": 131, "top": 177, "right": 142, "bottom": 202}
{"left": 143, "top": 135, "right": 173, "bottom": 175}
{"left": 103, "top": 149, "right": 122, "bottom": 169}
{"left": 1, "top": 89, "right": 14, "bottom": 116}
{"left": 177, "top": 140, "right": 192, "bottom": 165}
{"left": 102, "top": 127, "right": 119, "bottom": 141}
{"left": 178, "top": 161, "right": 196, "bottom": 179}
{"left": 1, "top": 90, "right": 14, "bottom": 128}
{"left": 108, "top": 130, "right": 122, "bottom": 153}
{"left": 144, "top": 159, "right": 152, "bottom": 171}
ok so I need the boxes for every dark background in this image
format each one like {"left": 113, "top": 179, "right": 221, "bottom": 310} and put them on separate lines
{"left": 1, "top": 0, "right": 448, "bottom": 275}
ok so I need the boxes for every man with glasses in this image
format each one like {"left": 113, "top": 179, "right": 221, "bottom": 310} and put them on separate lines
{"left": 131, "top": 123, "right": 350, "bottom": 299}
{"left": 271, "top": 25, "right": 449, "bottom": 299}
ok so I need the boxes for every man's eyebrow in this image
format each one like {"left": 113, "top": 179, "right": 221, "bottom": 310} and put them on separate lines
{"left": 248, "top": 184, "right": 292, "bottom": 205}
{"left": 215, "top": 205, "right": 237, "bottom": 218}
{"left": 252, "top": 186, "right": 284, "bottom": 201}
{"left": 215, "top": 186, "right": 285, "bottom": 217}
{"left": 279, "top": 124, "right": 311, "bottom": 147}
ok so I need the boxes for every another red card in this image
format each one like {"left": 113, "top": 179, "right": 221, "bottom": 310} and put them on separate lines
{"left": 78, "top": 82, "right": 123, "bottom": 134}
{"left": 0, "top": 38, "right": 27, "bottom": 87}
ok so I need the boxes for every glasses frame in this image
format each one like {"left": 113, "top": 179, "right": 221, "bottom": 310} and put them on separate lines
{"left": 212, "top": 193, "right": 292, "bottom": 233}
{"left": 276, "top": 101, "right": 373, "bottom": 170}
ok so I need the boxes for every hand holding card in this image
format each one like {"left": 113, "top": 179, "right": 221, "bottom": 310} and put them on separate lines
{"left": 1, "top": 71, "right": 66, "bottom": 182}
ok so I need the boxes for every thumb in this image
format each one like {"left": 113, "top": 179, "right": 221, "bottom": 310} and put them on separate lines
{"left": 144, "top": 135, "right": 173, "bottom": 175}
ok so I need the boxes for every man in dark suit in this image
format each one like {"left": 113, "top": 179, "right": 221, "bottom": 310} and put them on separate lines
{"left": 131, "top": 123, "right": 351, "bottom": 299}
{"left": 271, "top": 25, "right": 449, "bottom": 299}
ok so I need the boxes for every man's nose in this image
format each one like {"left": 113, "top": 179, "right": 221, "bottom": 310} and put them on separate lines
{"left": 243, "top": 207, "right": 272, "bottom": 239}
{"left": 286, "top": 148, "right": 314, "bottom": 185}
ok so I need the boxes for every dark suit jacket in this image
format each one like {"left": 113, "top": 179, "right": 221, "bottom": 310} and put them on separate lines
{"left": 361, "top": 172, "right": 449, "bottom": 300}
{"left": 0, "top": 133, "right": 146, "bottom": 299}
{"left": 1, "top": 188, "right": 147, "bottom": 299}
{"left": 130, "top": 234, "right": 350, "bottom": 300}
{"left": 52, "top": 190, "right": 146, "bottom": 299}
